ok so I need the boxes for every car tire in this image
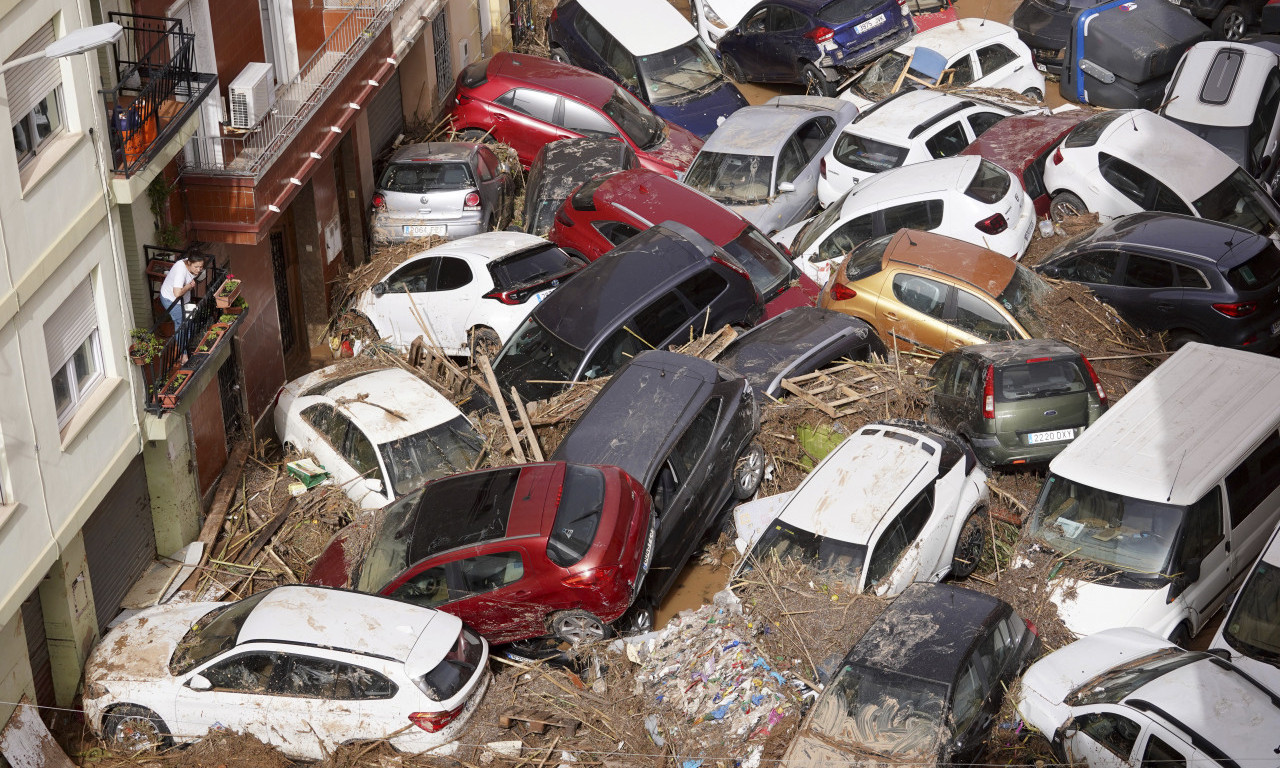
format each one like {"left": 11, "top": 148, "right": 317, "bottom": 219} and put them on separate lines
{"left": 105, "top": 705, "right": 172, "bottom": 752}
{"left": 724, "top": 55, "right": 747, "bottom": 84}
{"left": 549, "top": 609, "right": 609, "bottom": 644}
{"left": 1049, "top": 191, "right": 1088, "bottom": 222}
{"left": 800, "top": 63, "right": 834, "bottom": 96}
{"left": 457, "top": 128, "right": 496, "bottom": 144}
{"left": 620, "top": 601, "right": 655, "bottom": 635}
{"left": 1169, "top": 330, "right": 1205, "bottom": 350}
{"left": 1021, "top": 87, "right": 1044, "bottom": 101}
{"left": 951, "top": 512, "right": 986, "bottom": 580}
{"left": 468, "top": 327, "right": 502, "bottom": 360}
{"left": 732, "top": 441, "right": 767, "bottom": 500}
{"left": 1169, "top": 621, "right": 1193, "bottom": 648}
{"left": 549, "top": 46, "right": 571, "bottom": 64}
{"left": 1213, "top": 5, "right": 1249, "bottom": 39}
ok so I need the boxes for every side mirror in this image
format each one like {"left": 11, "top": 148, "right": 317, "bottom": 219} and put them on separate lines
{"left": 1041, "top": 265, "right": 1061, "bottom": 279}
{"left": 187, "top": 674, "right": 212, "bottom": 691}
{"left": 777, "top": 181, "right": 796, "bottom": 194}
{"left": 371, "top": 282, "right": 388, "bottom": 298}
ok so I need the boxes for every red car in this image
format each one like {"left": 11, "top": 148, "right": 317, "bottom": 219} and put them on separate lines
{"left": 959, "top": 111, "right": 1094, "bottom": 218}
{"left": 547, "top": 168, "right": 820, "bottom": 318}
{"left": 307, "top": 462, "right": 655, "bottom": 645}
{"left": 449, "top": 53, "right": 702, "bottom": 178}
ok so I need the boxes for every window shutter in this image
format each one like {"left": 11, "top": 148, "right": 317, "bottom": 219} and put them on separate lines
{"left": 4, "top": 22, "right": 60, "bottom": 123}
{"left": 44, "top": 278, "right": 97, "bottom": 371}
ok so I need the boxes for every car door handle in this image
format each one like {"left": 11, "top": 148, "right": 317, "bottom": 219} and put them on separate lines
{"left": 884, "top": 311, "right": 900, "bottom": 320}
{"left": 510, "top": 590, "right": 532, "bottom": 599}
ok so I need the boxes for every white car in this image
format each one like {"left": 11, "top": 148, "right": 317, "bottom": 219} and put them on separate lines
{"left": 777, "top": 155, "right": 1035, "bottom": 285}
{"left": 837, "top": 20, "right": 1045, "bottom": 110}
{"left": 1016, "top": 628, "right": 1280, "bottom": 768}
{"left": 83, "top": 585, "right": 491, "bottom": 761}
{"left": 1043, "top": 108, "right": 1280, "bottom": 233}
{"left": 732, "top": 419, "right": 989, "bottom": 596}
{"left": 818, "top": 90, "right": 1030, "bottom": 206}
{"left": 354, "top": 232, "right": 582, "bottom": 356}
{"left": 690, "top": 0, "right": 756, "bottom": 48}
{"left": 274, "top": 365, "right": 482, "bottom": 509}
{"left": 1211, "top": 518, "right": 1280, "bottom": 693}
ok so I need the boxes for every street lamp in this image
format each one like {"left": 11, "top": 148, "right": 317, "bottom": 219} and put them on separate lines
{"left": 0, "top": 22, "right": 123, "bottom": 74}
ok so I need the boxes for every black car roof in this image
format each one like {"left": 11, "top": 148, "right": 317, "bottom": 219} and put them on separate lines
{"left": 1082, "top": 212, "right": 1266, "bottom": 270}
{"left": 531, "top": 222, "right": 720, "bottom": 350}
{"left": 950, "top": 338, "right": 1083, "bottom": 366}
{"left": 550, "top": 350, "right": 723, "bottom": 483}
{"left": 841, "top": 583, "right": 1008, "bottom": 683}
{"left": 718, "top": 308, "right": 876, "bottom": 390}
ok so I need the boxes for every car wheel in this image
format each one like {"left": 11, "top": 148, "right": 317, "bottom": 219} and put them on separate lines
{"left": 724, "top": 55, "right": 747, "bottom": 84}
{"left": 1021, "top": 87, "right": 1044, "bottom": 101}
{"left": 951, "top": 512, "right": 986, "bottom": 580}
{"left": 468, "top": 327, "right": 502, "bottom": 359}
{"left": 1213, "top": 5, "right": 1249, "bottom": 38}
{"left": 800, "top": 63, "right": 834, "bottom": 97}
{"left": 1049, "top": 191, "right": 1088, "bottom": 223}
{"left": 549, "top": 610, "right": 609, "bottom": 644}
{"left": 549, "top": 46, "right": 571, "bottom": 64}
{"left": 732, "top": 441, "right": 767, "bottom": 500}
{"left": 105, "top": 705, "right": 172, "bottom": 751}
{"left": 457, "top": 128, "right": 496, "bottom": 144}
{"left": 1169, "top": 330, "right": 1205, "bottom": 350}
{"left": 620, "top": 601, "right": 655, "bottom": 635}
{"left": 1169, "top": 621, "right": 1193, "bottom": 648}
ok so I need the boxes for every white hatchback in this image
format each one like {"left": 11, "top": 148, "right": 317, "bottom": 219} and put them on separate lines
{"left": 732, "top": 419, "right": 989, "bottom": 596}
{"left": 1211, "top": 517, "right": 1280, "bottom": 694}
{"left": 274, "top": 365, "right": 483, "bottom": 509}
{"left": 777, "top": 155, "right": 1035, "bottom": 285}
{"left": 354, "top": 232, "right": 582, "bottom": 356}
{"left": 83, "top": 585, "right": 490, "bottom": 761}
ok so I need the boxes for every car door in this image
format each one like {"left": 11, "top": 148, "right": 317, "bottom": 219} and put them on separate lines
{"left": 176, "top": 650, "right": 304, "bottom": 755}
{"left": 440, "top": 548, "right": 546, "bottom": 643}
{"left": 559, "top": 97, "right": 622, "bottom": 142}
{"left": 772, "top": 135, "right": 809, "bottom": 231}
{"left": 946, "top": 629, "right": 1010, "bottom": 762}
{"left": 866, "top": 483, "right": 940, "bottom": 595}
{"left": 421, "top": 255, "right": 478, "bottom": 354}
{"left": 366, "top": 257, "right": 439, "bottom": 347}
{"left": 475, "top": 148, "right": 506, "bottom": 225}
{"left": 1223, "top": 430, "right": 1280, "bottom": 607}
{"left": 965, "top": 110, "right": 1007, "bottom": 140}
{"left": 783, "top": 117, "right": 837, "bottom": 225}
{"left": 1111, "top": 251, "right": 1182, "bottom": 331}
{"left": 1050, "top": 248, "right": 1123, "bottom": 303}
{"left": 923, "top": 120, "right": 971, "bottom": 160}
{"left": 275, "top": 653, "right": 384, "bottom": 756}
{"left": 1060, "top": 708, "right": 1145, "bottom": 767}
{"left": 974, "top": 42, "right": 1022, "bottom": 89}
{"left": 880, "top": 198, "right": 945, "bottom": 237}
{"left": 881, "top": 271, "right": 954, "bottom": 353}
{"left": 733, "top": 5, "right": 792, "bottom": 80}
{"left": 492, "top": 88, "right": 562, "bottom": 163}
{"left": 1173, "top": 487, "right": 1232, "bottom": 632}
{"left": 929, "top": 353, "right": 967, "bottom": 426}
{"left": 946, "top": 51, "right": 977, "bottom": 88}
{"left": 568, "top": 7, "right": 611, "bottom": 77}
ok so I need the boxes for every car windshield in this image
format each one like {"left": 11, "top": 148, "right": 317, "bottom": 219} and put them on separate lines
{"left": 603, "top": 88, "right": 663, "bottom": 151}
{"left": 794, "top": 191, "right": 852, "bottom": 254}
{"left": 492, "top": 317, "right": 585, "bottom": 401}
{"left": 638, "top": 40, "right": 723, "bottom": 104}
{"left": 169, "top": 591, "right": 270, "bottom": 674}
{"left": 491, "top": 245, "right": 579, "bottom": 289}
{"left": 996, "top": 359, "right": 1088, "bottom": 402}
{"left": 851, "top": 51, "right": 925, "bottom": 100}
{"left": 833, "top": 132, "right": 909, "bottom": 173}
{"left": 357, "top": 491, "right": 422, "bottom": 591}
{"left": 379, "top": 161, "right": 473, "bottom": 192}
{"left": 996, "top": 265, "right": 1048, "bottom": 338}
{"left": 1029, "top": 474, "right": 1188, "bottom": 576}
{"left": 1222, "top": 560, "right": 1280, "bottom": 663}
{"left": 685, "top": 152, "right": 773, "bottom": 204}
{"left": 1065, "top": 648, "right": 1202, "bottom": 706}
{"left": 746, "top": 520, "right": 868, "bottom": 589}
{"left": 1193, "top": 168, "right": 1280, "bottom": 236}
{"left": 1064, "top": 110, "right": 1125, "bottom": 148}
{"left": 379, "top": 415, "right": 483, "bottom": 498}
{"left": 722, "top": 226, "right": 796, "bottom": 298}
{"left": 546, "top": 465, "right": 606, "bottom": 567}
{"left": 807, "top": 664, "right": 948, "bottom": 759}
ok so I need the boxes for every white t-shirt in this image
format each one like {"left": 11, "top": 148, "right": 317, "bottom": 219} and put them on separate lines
{"left": 160, "top": 260, "right": 195, "bottom": 304}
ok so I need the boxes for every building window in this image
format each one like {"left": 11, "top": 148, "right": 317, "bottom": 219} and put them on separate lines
{"left": 5, "top": 23, "right": 66, "bottom": 167}
{"left": 44, "top": 278, "right": 104, "bottom": 427}
{"left": 432, "top": 11, "right": 452, "bottom": 103}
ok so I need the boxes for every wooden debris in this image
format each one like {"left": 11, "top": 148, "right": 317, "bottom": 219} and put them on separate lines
{"left": 779, "top": 366, "right": 884, "bottom": 418}
{"left": 177, "top": 440, "right": 250, "bottom": 593}
{"left": 478, "top": 355, "right": 527, "bottom": 462}
{"left": 497, "top": 709, "right": 581, "bottom": 737}
{"left": 676, "top": 324, "right": 738, "bottom": 360}
{"left": 509, "top": 386, "right": 544, "bottom": 462}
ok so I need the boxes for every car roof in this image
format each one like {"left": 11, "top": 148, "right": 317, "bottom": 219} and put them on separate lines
{"left": 288, "top": 366, "right": 464, "bottom": 442}
{"left": 952, "top": 338, "right": 1082, "bottom": 366}
{"left": 842, "top": 583, "right": 1007, "bottom": 682}
{"left": 238, "top": 585, "right": 449, "bottom": 662}
{"left": 385, "top": 231, "right": 551, "bottom": 271}
{"left": 892, "top": 19, "right": 1017, "bottom": 58}
{"left": 387, "top": 142, "right": 476, "bottom": 164}
{"left": 1081, "top": 212, "right": 1266, "bottom": 269}
{"left": 719, "top": 307, "right": 876, "bottom": 387}
{"left": 850, "top": 91, "right": 993, "bottom": 141}
{"left": 576, "top": 0, "right": 696, "bottom": 56}
{"left": 841, "top": 156, "right": 979, "bottom": 209}
{"left": 882, "top": 229, "right": 1017, "bottom": 298}
{"left": 702, "top": 97, "right": 849, "bottom": 155}
{"left": 960, "top": 111, "right": 1093, "bottom": 174}
{"left": 530, "top": 138, "right": 637, "bottom": 202}
{"left": 1090, "top": 110, "right": 1237, "bottom": 199}
{"left": 488, "top": 52, "right": 617, "bottom": 107}
{"left": 587, "top": 168, "right": 748, "bottom": 245}
{"left": 406, "top": 464, "right": 554, "bottom": 562}
{"left": 1050, "top": 342, "right": 1280, "bottom": 505}
{"left": 550, "top": 351, "right": 724, "bottom": 482}
{"left": 1164, "top": 42, "right": 1279, "bottom": 129}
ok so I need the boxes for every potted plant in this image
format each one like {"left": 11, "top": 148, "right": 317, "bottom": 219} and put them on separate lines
{"left": 218, "top": 313, "right": 236, "bottom": 324}
{"left": 129, "top": 328, "right": 165, "bottom": 365}
{"left": 195, "top": 326, "right": 225, "bottom": 354}
{"left": 214, "top": 274, "right": 242, "bottom": 309}
{"left": 159, "top": 369, "right": 194, "bottom": 408}
{"left": 225, "top": 295, "right": 249, "bottom": 315}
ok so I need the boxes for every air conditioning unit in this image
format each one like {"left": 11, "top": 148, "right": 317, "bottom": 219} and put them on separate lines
{"left": 228, "top": 62, "right": 276, "bottom": 129}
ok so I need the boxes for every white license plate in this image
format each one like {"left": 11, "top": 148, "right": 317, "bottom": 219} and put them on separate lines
{"left": 533, "top": 290, "right": 550, "bottom": 304}
{"left": 855, "top": 13, "right": 886, "bottom": 33}
{"left": 1027, "top": 428, "right": 1075, "bottom": 445}
{"left": 1272, "top": 318, "right": 1280, "bottom": 336}
{"left": 403, "top": 225, "right": 445, "bottom": 236}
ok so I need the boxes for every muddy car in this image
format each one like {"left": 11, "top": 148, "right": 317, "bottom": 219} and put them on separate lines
{"left": 523, "top": 138, "right": 637, "bottom": 237}
{"left": 783, "top": 583, "right": 1040, "bottom": 767}
{"left": 550, "top": 350, "right": 762, "bottom": 630}
{"left": 370, "top": 142, "right": 515, "bottom": 244}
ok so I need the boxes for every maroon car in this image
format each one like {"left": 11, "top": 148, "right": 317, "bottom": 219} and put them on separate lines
{"left": 959, "top": 111, "right": 1094, "bottom": 218}
{"left": 546, "top": 168, "right": 820, "bottom": 319}
{"left": 449, "top": 53, "right": 702, "bottom": 178}
{"left": 307, "top": 462, "right": 655, "bottom": 645}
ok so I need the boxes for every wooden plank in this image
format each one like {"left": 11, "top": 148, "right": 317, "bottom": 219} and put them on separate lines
{"left": 509, "top": 387, "right": 544, "bottom": 462}
{"left": 479, "top": 355, "right": 526, "bottom": 463}
{"left": 176, "top": 440, "right": 250, "bottom": 594}
{"left": 780, "top": 380, "right": 837, "bottom": 418}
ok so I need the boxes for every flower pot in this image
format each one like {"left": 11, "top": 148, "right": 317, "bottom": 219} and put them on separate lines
{"left": 159, "top": 368, "right": 194, "bottom": 409}
{"left": 129, "top": 346, "right": 150, "bottom": 365}
{"left": 195, "top": 326, "right": 225, "bottom": 354}
{"left": 215, "top": 279, "right": 242, "bottom": 309}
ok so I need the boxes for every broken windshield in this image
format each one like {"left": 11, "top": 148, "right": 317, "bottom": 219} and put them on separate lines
{"left": 379, "top": 415, "right": 483, "bottom": 498}
{"left": 849, "top": 51, "right": 928, "bottom": 101}
{"left": 807, "top": 665, "right": 948, "bottom": 759}
{"left": 492, "top": 317, "right": 585, "bottom": 401}
{"left": 169, "top": 591, "right": 270, "bottom": 674}
{"left": 997, "top": 265, "right": 1048, "bottom": 339}
{"left": 746, "top": 521, "right": 867, "bottom": 589}
{"left": 1065, "top": 648, "right": 1201, "bottom": 706}
{"left": 684, "top": 152, "right": 773, "bottom": 205}
{"left": 638, "top": 40, "right": 723, "bottom": 104}
{"left": 603, "top": 88, "right": 663, "bottom": 151}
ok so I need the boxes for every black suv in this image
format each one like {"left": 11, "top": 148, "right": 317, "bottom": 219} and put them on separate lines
{"left": 1036, "top": 212, "right": 1280, "bottom": 353}
{"left": 490, "top": 221, "right": 764, "bottom": 403}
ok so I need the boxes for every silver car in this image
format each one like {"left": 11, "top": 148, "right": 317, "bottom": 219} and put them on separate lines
{"left": 371, "top": 142, "right": 515, "bottom": 244}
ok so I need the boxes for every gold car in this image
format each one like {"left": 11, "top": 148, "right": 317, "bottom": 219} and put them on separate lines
{"left": 819, "top": 229, "right": 1047, "bottom": 354}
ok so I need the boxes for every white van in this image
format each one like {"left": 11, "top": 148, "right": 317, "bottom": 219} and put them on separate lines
{"left": 1028, "top": 342, "right": 1280, "bottom": 646}
{"left": 1211, "top": 518, "right": 1280, "bottom": 691}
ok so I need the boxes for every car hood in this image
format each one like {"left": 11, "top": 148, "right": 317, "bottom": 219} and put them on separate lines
{"left": 644, "top": 122, "right": 703, "bottom": 173}
{"left": 1018, "top": 627, "right": 1174, "bottom": 715}
{"left": 1050, "top": 577, "right": 1173, "bottom": 638}
{"left": 727, "top": 201, "right": 779, "bottom": 232}
{"left": 85, "top": 602, "right": 223, "bottom": 688}
{"left": 651, "top": 81, "right": 748, "bottom": 139}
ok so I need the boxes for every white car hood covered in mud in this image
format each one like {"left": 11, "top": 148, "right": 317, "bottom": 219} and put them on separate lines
{"left": 85, "top": 602, "right": 220, "bottom": 689}
{"left": 1049, "top": 577, "right": 1173, "bottom": 639}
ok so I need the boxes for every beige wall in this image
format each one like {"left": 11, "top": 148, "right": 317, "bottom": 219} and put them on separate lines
{"left": 398, "top": 0, "right": 484, "bottom": 125}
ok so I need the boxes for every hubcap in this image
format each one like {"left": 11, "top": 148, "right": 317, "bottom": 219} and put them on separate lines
{"left": 556, "top": 614, "right": 605, "bottom": 644}
{"left": 115, "top": 717, "right": 160, "bottom": 751}
{"left": 736, "top": 447, "right": 764, "bottom": 492}
{"left": 1227, "top": 13, "right": 1246, "bottom": 37}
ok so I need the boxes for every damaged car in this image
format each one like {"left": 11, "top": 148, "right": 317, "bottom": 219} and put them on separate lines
{"left": 958, "top": 109, "right": 1093, "bottom": 219}
{"left": 733, "top": 419, "right": 990, "bottom": 594}
{"left": 370, "top": 142, "right": 515, "bottom": 245}
{"left": 523, "top": 138, "right": 637, "bottom": 237}
{"left": 82, "top": 585, "right": 490, "bottom": 760}
{"left": 1211, "top": 518, "right": 1280, "bottom": 692}
{"left": 307, "top": 461, "right": 655, "bottom": 645}
{"left": 782, "top": 583, "right": 1040, "bottom": 767}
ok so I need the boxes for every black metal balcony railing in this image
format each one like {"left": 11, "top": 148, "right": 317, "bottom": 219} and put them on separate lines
{"left": 102, "top": 12, "right": 217, "bottom": 178}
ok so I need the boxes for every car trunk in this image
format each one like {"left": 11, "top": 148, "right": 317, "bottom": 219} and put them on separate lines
{"left": 1000, "top": 390, "right": 1092, "bottom": 448}
{"left": 994, "top": 358, "right": 1094, "bottom": 448}
{"left": 830, "top": 0, "right": 900, "bottom": 47}
{"left": 380, "top": 161, "right": 476, "bottom": 226}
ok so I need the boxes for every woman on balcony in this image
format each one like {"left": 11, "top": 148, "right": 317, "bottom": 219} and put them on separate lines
{"left": 159, "top": 254, "right": 207, "bottom": 333}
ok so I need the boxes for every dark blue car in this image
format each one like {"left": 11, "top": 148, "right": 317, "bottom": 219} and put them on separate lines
{"left": 717, "top": 0, "right": 915, "bottom": 95}
{"left": 546, "top": 0, "right": 749, "bottom": 138}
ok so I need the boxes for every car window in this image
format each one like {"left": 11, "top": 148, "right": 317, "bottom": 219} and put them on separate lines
{"left": 1250, "top": 69, "right": 1280, "bottom": 169}
{"left": 1175, "top": 264, "right": 1209, "bottom": 289}
{"left": 865, "top": 485, "right": 934, "bottom": 587}
{"left": 950, "top": 660, "right": 984, "bottom": 732}
{"left": 1121, "top": 254, "right": 1175, "bottom": 288}
{"left": 976, "top": 43, "right": 1018, "bottom": 76}
{"left": 203, "top": 652, "right": 283, "bottom": 693}
{"left": 965, "top": 159, "right": 1011, "bottom": 204}
{"left": 834, "top": 132, "right": 910, "bottom": 173}
{"left": 561, "top": 99, "right": 619, "bottom": 138}
{"left": 954, "top": 289, "right": 1018, "bottom": 341}
{"left": 301, "top": 403, "right": 339, "bottom": 442}
{"left": 950, "top": 53, "right": 975, "bottom": 86}
{"left": 1176, "top": 487, "right": 1225, "bottom": 564}
{"left": 778, "top": 6, "right": 807, "bottom": 29}
{"left": 892, "top": 273, "right": 948, "bottom": 318}
{"left": 777, "top": 137, "right": 806, "bottom": 185}
{"left": 319, "top": 405, "right": 352, "bottom": 450}
{"left": 1057, "top": 250, "right": 1121, "bottom": 284}
{"left": 818, "top": 215, "right": 875, "bottom": 264}
{"left": 1098, "top": 152, "right": 1151, "bottom": 207}
{"left": 343, "top": 422, "right": 384, "bottom": 484}
{"left": 547, "top": 464, "right": 606, "bottom": 566}
{"left": 593, "top": 220, "right": 642, "bottom": 245}
{"left": 796, "top": 117, "right": 836, "bottom": 161}
{"left": 925, "top": 122, "right": 969, "bottom": 159}
{"left": 677, "top": 270, "right": 729, "bottom": 313}
{"left": 967, "top": 111, "right": 1005, "bottom": 138}
{"left": 990, "top": 614, "right": 1019, "bottom": 671}
{"left": 575, "top": 9, "right": 608, "bottom": 52}
{"left": 389, "top": 565, "right": 452, "bottom": 608}
{"left": 585, "top": 291, "right": 689, "bottom": 376}
{"left": 379, "top": 162, "right": 473, "bottom": 192}
{"left": 883, "top": 199, "right": 945, "bottom": 231}
{"left": 744, "top": 6, "right": 768, "bottom": 32}
{"left": 670, "top": 398, "right": 720, "bottom": 481}
{"left": 1225, "top": 243, "right": 1280, "bottom": 289}
{"left": 997, "top": 359, "right": 1087, "bottom": 401}
{"left": 500, "top": 88, "right": 559, "bottom": 123}
{"left": 603, "top": 38, "right": 639, "bottom": 89}
{"left": 1224, "top": 431, "right": 1280, "bottom": 527}
{"left": 435, "top": 256, "right": 472, "bottom": 291}
{"left": 1075, "top": 712, "right": 1141, "bottom": 760}
{"left": 282, "top": 656, "right": 396, "bottom": 700}
{"left": 1141, "top": 735, "right": 1187, "bottom": 768}
{"left": 1065, "top": 111, "right": 1125, "bottom": 148}
{"left": 476, "top": 152, "right": 495, "bottom": 181}
{"left": 457, "top": 551, "right": 525, "bottom": 594}
{"left": 386, "top": 257, "right": 438, "bottom": 293}
{"left": 1151, "top": 183, "right": 1192, "bottom": 215}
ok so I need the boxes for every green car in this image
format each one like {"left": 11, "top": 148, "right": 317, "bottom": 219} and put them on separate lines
{"left": 927, "top": 339, "right": 1108, "bottom": 467}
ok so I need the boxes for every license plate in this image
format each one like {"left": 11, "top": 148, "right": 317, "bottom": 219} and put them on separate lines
{"left": 403, "top": 225, "right": 445, "bottom": 236}
{"left": 1272, "top": 319, "right": 1280, "bottom": 336}
{"left": 533, "top": 290, "right": 550, "bottom": 304}
{"left": 1027, "top": 428, "right": 1075, "bottom": 444}
{"left": 855, "top": 13, "right": 886, "bottom": 33}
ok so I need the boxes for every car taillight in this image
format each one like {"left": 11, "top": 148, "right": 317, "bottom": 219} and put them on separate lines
{"left": 983, "top": 364, "right": 995, "bottom": 420}
{"left": 409, "top": 706, "right": 464, "bottom": 734}
{"left": 804, "top": 26, "right": 834, "bottom": 43}
{"left": 976, "top": 212, "right": 1008, "bottom": 235}
{"left": 550, "top": 7, "right": 558, "bottom": 22}
{"left": 484, "top": 287, "right": 525, "bottom": 305}
{"left": 1051, "top": 146, "right": 1063, "bottom": 165}
{"left": 1024, "top": 618, "right": 1039, "bottom": 637}
{"left": 820, "top": 157, "right": 827, "bottom": 178}
{"left": 1212, "top": 301, "right": 1257, "bottom": 317}
{"left": 563, "top": 566, "right": 620, "bottom": 588}
{"left": 555, "top": 208, "right": 575, "bottom": 227}
{"left": 711, "top": 253, "right": 753, "bottom": 284}
{"left": 464, "top": 191, "right": 481, "bottom": 210}
{"left": 830, "top": 282, "right": 857, "bottom": 301}
{"left": 372, "top": 193, "right": 385, "bottom": 210}
{"left": 1080, "top": 356, "right": 1107, "bottom": 405}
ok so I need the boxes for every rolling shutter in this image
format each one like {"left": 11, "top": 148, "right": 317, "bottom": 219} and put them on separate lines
{"left": 43, "top": 278, "right": 97, "bottom": 371}
{"left": 4, "top": 23, "right": 60, "bottom": 122}
{"left": 367, "top": 69, "right": 403, "bottom": 159}
{"left": 82, "top": 456, "right": 156, "bottom": 633}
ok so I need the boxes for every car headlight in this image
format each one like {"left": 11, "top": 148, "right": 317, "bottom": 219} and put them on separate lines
{"left": 702, "top": 2, "right": 729, "bottom": 27}
{"left": 86, "top": 681, "right": 109, "bottom": 699}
